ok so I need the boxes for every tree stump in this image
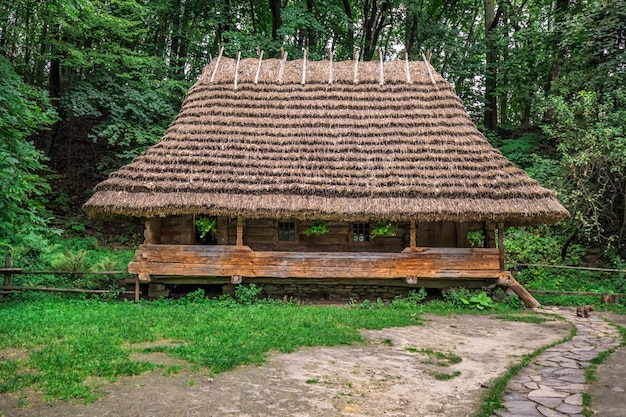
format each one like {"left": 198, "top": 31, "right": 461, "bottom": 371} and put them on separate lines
{"left": 601, "top": 293, "right": 619, "bottom": 304}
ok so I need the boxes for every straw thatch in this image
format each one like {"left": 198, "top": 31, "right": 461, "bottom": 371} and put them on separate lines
{"left": 84, "top": 57, "right": 568, "bottom": 226}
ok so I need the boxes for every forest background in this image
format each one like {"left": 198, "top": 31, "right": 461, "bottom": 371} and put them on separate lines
{"left": 1, "top": 0, "right": 625, "bottom": 295}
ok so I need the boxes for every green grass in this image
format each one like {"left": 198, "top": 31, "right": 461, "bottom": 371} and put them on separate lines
{"left": 0, "top": 296, "right": 424, "bottom": 402}
{"left": 429, "top": 370, "right": 461, "bottom": 380}
{"left": 405, "top": 347, "right": 462, "bottom": 367}
{"left": 0, "top": 293, "right": 605, "bottom": 407}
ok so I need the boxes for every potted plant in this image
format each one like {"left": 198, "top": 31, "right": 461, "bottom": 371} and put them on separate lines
{"left": 302, "top": 221, "right": 329, "bottom": 236}
{"left": 195, "top": 216, "right": 217, "bottom": 244}
{"left": 370, "top": 221, "right": 396, "bottom": 238}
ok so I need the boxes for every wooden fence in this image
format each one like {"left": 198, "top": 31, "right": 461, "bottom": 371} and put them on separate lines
{"left": 1, "top": 253, "right": 137, "bottom": 298}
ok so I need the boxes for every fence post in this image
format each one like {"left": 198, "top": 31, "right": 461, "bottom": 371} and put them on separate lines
{"left": 4, "top": 253, "right": 12, "bottom": 286}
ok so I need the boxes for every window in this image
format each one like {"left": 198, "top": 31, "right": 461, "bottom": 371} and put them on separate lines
{"left": 353, "top": 223, "right": 370, "bottom": 242}
{"left": 277, "top": 221, "right": 296, "bottom": 242}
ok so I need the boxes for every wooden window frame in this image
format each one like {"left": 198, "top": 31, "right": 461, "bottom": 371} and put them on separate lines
{"left": 275, "top": 220, "right": 299, "bottom": 243}
{"left": 352, "top": 222, "right": 371, "bottom": 243}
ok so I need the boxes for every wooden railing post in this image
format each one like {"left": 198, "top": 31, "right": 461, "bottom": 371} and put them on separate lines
{"left": 497, "top": 222, "right": 505, "bottom": 271}
{"left": 4, "top": 253, "right": 12, "bottom": 286}
{"left": 236, "top": 216, "right": 244, "bottom": 247}
{"left": 410, "top": 220, "right": 416, "bottom": 249}
{"left": 134, "top": 277, "right": 140, "bottom": 301}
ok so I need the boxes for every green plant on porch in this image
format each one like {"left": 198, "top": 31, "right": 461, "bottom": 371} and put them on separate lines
{"left": 195, "top": 216, "right": 217, "bottom": 238}
{"left": 302, "top": 221, "right": 328, "bottom": 236}
{"left": 467, "top": 230, "right": 485, "bottom": 247}
{"left": 370, "top": 221, "right": 396, "bottom": 238}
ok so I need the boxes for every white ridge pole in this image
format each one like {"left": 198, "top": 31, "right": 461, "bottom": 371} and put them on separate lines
{"left": 422, "top": 52, "right": 436, "bottom": 86}
{"left": 234, "top": 50, "right": 241, "bottom": 90}
{"left": 209, "top": 45, "right": 224, "bottom": 83}
{"left": 405, "top": 50, "right": 412, "bottom": 84}
{"left": 378, "top": 47, "right": 384, "bottom": 86}
{"left": 301, "top": 48, "right": 308, "bottom": 85}
{"left": 254, "top": 48, "right": 264, "bottom": 85}
{"left": 328, "top": 47, "right": 333, "bottom": 85}
{"left": 278, "top": 48, "right": 288, "bottom": 84}
{"left": 353, "top": 47, "right": 360, "bottom": 84}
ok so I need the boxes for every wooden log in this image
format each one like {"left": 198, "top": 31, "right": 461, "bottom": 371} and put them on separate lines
{"left": 410, "top": 220, "right": 416, "bottom": 248}
{"left": 0, "top": 285, "right": 132, "bottom": 294}
{"left": 4, "top": 254, "right": 14, "bottom": 286}
{"left": 601, "top": 293, "right": 619, "bottom": 304}
{"left": 498, "top": 273, "right": 540, "bottom": 308}
{"left": 128, "top": 245, "right": 504, "bottom": 280}
{"left": 134, "top": 277, "right": 140, "bottom": 301}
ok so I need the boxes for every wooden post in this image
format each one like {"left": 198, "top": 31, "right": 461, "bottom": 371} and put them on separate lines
{"left": 236, "top": 216, "right": 244, "bottom": 247}
{"left": 485, "top": 222, "right": 496, "bottom": 248}
{"left": 410, "top": 220, "right": 416, "bottom": 248}
{"left": 4, "top": 253, "right": 12, "bottom": 287}
{"left": 497, "top": 222, "right": 505, "bottom": 271}
{"left": 134, "top": 277, "right": 140, "bottom": 301}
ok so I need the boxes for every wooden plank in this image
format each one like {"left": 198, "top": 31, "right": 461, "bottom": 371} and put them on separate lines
{"left": 129, "top": 245, "right": 503, "bottom": 280}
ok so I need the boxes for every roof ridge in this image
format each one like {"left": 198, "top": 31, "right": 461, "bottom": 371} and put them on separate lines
{"left": 202, "top": 55, "right": 445, "bottom": 88}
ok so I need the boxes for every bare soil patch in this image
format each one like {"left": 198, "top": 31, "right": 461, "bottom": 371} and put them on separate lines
{"left": 0, "top": 313, "right": 570, "bottom": 417}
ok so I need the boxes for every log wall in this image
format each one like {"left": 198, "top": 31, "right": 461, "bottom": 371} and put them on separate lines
{"left": 150, "top": 216, "right": 485, "bottom": 250}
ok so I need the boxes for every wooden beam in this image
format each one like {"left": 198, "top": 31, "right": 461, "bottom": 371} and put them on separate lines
{"left": 129, "top": 245, "right": 503, "bottom": 280}
{"left": 410, "top": 220, "right": 416, "bottom": 248}
{"left": 134, "top": 277, "right": 140, "bottom": 301}
{"left": 498, "top": 273, "right": 540, "bottom": 308}
{"left": 236, "top": 216, "right": 244, "bottom": 247}
{"left": 497, "top": 222, "right": 505, "bottom": 271}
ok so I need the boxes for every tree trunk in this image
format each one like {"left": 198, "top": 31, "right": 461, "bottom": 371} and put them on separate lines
{"left": 307, "top": 0, "right": 315, "bottom": 48}
{"left": 46, "top": 24, "right": 62, "bottom": 158}
{"left": 270, "top": 0, "right": 282, "bottom": 40}
{"left": 342, "top": 0, "right": 354, "bottom": 53}
{"left": 483, "top": 0, "right": 498, "bottom": 130}
{"left": 362, "top": 0, "right": 390, "bottom": 61}
{"left": 545, "top": 0, "right": 569, "bottom": 94}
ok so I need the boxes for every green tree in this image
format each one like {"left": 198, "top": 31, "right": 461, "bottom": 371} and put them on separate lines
{"left": 0, "top": 55, "right": 58, "bottom": 251}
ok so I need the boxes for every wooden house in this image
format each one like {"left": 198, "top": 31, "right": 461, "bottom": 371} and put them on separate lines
{"left": 83, "top": 52, "right": 568, "bottom": 305}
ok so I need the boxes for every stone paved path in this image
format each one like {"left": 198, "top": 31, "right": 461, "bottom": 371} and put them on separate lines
{"left": 493, "top": 307, "right": 623, "bottom": 417}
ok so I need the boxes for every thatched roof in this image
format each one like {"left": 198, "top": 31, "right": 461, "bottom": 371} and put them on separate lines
{"left": 84, "top": 56, "right": 568, "bottom": 225}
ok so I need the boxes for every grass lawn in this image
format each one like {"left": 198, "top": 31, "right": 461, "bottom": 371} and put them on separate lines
{"left": 0, "top": 293, "right": 431, "bottom": 403}
{"left": 1, "top": 290, "right": 622, "bottom": 409}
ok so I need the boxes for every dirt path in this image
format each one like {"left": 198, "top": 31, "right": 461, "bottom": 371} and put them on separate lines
{"left": 0, "top": 314, "right": 570, "bottom": 417}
